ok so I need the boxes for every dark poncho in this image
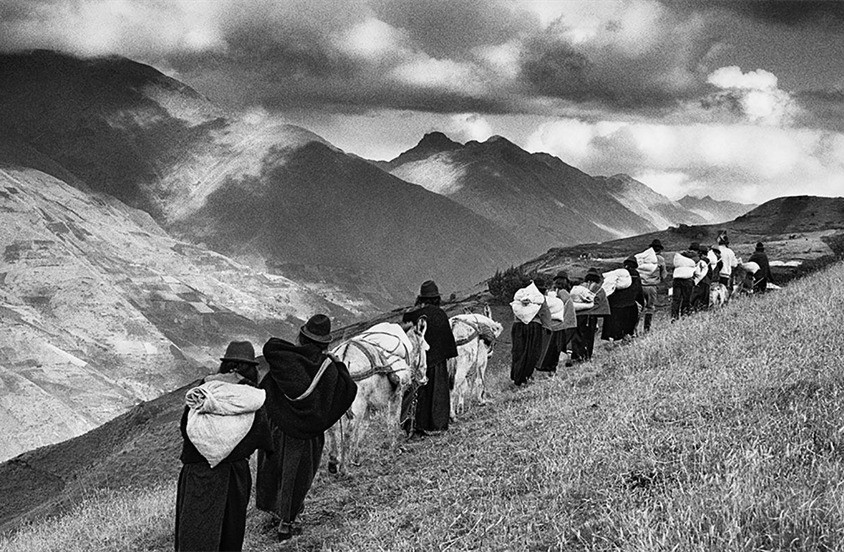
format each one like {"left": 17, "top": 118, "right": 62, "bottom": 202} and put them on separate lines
{"left": 261, "top": 339, "right": 357, "bottom": 440}
{"left": 402, "top": 304, "right": 458, "bottom": 432}
{"left": 402, "top": 304, "right": 458, "bottom": 366}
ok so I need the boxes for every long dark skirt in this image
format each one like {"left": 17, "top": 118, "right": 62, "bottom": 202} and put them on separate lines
{"left": 601, "top": 305, "right": 639, "bottom": 341}
{"left": 539, "top": 328, "right": 573, "bottom": 371}
{"left": 571, "top": 315, "right": 598, "bottom": 362}
{"left": 255, "top": 428, "right": 324, "bottom": 524}
{"left": 690, "top": 277, "right": 711, "bottom": 311}
{"left": 511, "top": 321, "right": 550, "bottom": 385}
{"left": 672, "top": 278, "right": 694, "bottom": 319}
{"left": 175, "top": 459, "right": 251, "bottom": 552}
{"left": 402, "top": 360, "right": 451, "bottom": 432}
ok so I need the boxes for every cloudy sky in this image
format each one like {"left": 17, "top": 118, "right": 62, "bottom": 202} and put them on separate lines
{"left": 2, "top": 0, "right": 844, "bottom": 203}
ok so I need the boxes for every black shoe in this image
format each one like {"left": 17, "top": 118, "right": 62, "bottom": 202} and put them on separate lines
{"left": 278, "top": 522, "right": 302, "bottom": 541}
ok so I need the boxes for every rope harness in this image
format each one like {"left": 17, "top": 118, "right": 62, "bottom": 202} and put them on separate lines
{"left": 335, "top": 328, "right": 428, "bottom": 426}
{"left": 451, "top": 317, "right": 496, "bottom": 356}
{"left": 450, "top": 316, "right": 499, "bottom": 389}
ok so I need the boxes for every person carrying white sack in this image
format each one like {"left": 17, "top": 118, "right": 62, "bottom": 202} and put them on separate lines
{"left": 635, "top": 239, "right": 666, "bottom": 333}
{"left": 510, "top": 276, "right": 553, "bottom": 386}
{"left": 671, "top": 249, "right": 697, "bottom": 321}
{"left": 717, "top": 232, "right": 739, "bottom": 302}
{"left": 538, "top": 271, "right": 577, "bottom": 373}
{"left": 175, "top": 341, "right": 273, "bottom": 552}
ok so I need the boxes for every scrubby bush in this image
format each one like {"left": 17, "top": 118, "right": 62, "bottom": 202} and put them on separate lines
{"left": 487, "top": 265, "right": 530, "bottom": 304}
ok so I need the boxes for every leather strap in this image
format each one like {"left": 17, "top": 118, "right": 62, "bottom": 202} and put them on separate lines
{"left": 286, "top": 357, "right": 333, "bottom": 402}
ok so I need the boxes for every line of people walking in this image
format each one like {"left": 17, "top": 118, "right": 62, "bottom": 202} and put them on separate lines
{"left": 509, "top": 233, "right": 775, "bottom": 386}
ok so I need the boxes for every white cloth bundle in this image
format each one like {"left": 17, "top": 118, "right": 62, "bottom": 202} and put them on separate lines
{"left": 635, "top": 247, "right": 658, "bottom": 265}
{"left": 570, "top": 285, "right": 595, "bottom": 303}
{"left": 742, "top": 261, "right": 760, "bottom": 274}
{"left": 673, "top": 253, "right": 696, "bottom": 280}
{"left": 359, "top": 322, "right": 418, "bottom": 363}
{"left": 693, "top": 260, "right": 709, "bottom": 286}
{"left": 636, "top": 248, "right": 659, "bottom": 279}
{"left": 511, "top": 282, "right": 544, "bottom": 324}
{"left": 185, "top": 380, "right": 265, "bottom": 468}
{"left": 545, "top": 291, "right": 566, "bottom": 321}
{"left": 601, "top": 268, "right": 632, "bottom": 297}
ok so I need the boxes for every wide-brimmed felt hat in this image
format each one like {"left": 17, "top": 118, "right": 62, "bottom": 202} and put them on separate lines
{"left": 756, "top": 242, "right": 764, "bottom": 251}
{"left": 649, "top": 239, "right": 664, "bottom": 251}
{"left": 689, "top": 242, "right": 700, "bottom": 251}
{"left": 220, "top": 341, "right": 259, "bottom": 365}
{"left": 417, "top": 279, "right": 440, "bottom": 299}
{"left": 623, "top": 255, "right": 638, "bottom": 269}
{"left": 300, "top": 314, "right": 332, "bottom": 344}
{"left": 585, "top": 267, "right": 601, "bottom": 282}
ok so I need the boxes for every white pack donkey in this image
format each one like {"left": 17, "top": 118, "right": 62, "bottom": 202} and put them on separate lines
{"left": 448, "top": 306, "right": 503, "bottom": 420}
{"left": 326, "top": 319, "right": 428, "bottom": 474}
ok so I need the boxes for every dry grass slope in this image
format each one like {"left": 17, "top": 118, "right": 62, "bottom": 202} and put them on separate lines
{"left": 3, "top": 262, "right": 844, "bottom": 551}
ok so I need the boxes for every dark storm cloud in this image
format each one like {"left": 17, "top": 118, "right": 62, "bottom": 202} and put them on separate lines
{"left": 2, "top": 0, "right": 822, "bottom": 121}
{"left": 794, "top": 87, "right": 844, "bottom": 132}
{"left": 371, "top": 0, "right": 540, "bottom": 58}
{"left": 663, "top": 0, "right": 844, "bottom": 26}
{"left": 520, "top": 38, "right": 691, "bottom": 109}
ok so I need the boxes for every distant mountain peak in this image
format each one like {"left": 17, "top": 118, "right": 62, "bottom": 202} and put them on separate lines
{"left": 384, "top": 131, "right": 462, "bottom": 166}
{"left": 481, "top": 134, "right": 519, "bottom": 149}
{"left": 416, "top": 131, "right": 462, "bottom": 151}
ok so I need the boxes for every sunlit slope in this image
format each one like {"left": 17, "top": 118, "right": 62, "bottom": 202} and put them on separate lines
{"left": 4, "top": 262, "right": 844, "bottom": 550}
{"left": 0, "top": 165, "right": 356, "bottom": 462}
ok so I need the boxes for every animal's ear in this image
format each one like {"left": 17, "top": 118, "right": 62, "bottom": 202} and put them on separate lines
{"left": 483, "top": 304, "right": 492, "bottom": 319}
{"left": 416, "top": 316, "right": 427, "bottom": 336}
{"left": 463, "top": 306, "right": 472, "bottom": 314}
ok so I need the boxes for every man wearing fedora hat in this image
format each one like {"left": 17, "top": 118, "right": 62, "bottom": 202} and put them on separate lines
{"left": 401, "top": 280, "right": 457, "bottom": 436}
{"left": 256, "top": 314, "right": 357, "bottom": 541}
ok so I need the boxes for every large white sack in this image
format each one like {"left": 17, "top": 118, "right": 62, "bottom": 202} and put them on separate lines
{"left": 673, "top": 253, "right": 696, "bottom": 268}
{"left": 185, "top": 381, "right": 265, "bottom": 468}
{"left": 570, "top": 285, "right": 595, "bottom": 304}
{"left": 742, "top": 261, "right": 761, "bottom": 274}
{"left": 635, "top": 247, "right": 658, "bottom": 265}
{"left": 359, "top": 322, "right": 416, "bottom": 362}
{"left": 601, "top": 268, "right": 631, "bottom": 296}
{"left": 637, "top": 262, "right": 658, "bottom": 279}
{"left": 545, "top": 292, "right": 565, "bottom": 321}
{"left": 511, "top": 282, "right": 544, "bottom": 324}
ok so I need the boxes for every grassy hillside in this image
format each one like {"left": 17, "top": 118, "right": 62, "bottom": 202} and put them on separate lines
{"left": 4, "top": 262, "right": 844, "bottom": 550}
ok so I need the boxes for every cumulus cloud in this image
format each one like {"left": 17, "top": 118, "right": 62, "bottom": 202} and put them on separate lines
{"left": 707, "top": 66, "right": 778, "bottom": 90}
{"left": 0, "top": 0, "right": 227, "bottom": 58}
{"left": 0, "top": 0, "right": 729, "bottom": 115}
{"left": 525, "top": 117, "right": 844, "bottom": 202}
{"left": 1, "top": 0, "right": 841, "bottom": 204}
{"left": 447, "top": 113, "right": 494, "bottom": 143}
{"left": 697, "top": 66, "right": 800, "bottom": 126}
{"left": 521, "top": 0, "right": 718, "bottom": 109}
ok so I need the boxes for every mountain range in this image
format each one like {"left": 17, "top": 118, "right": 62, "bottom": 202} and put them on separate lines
{"left": 0, "top": 50, "right": 757, "bottom": 461}
{"left": 381, "top": 133, "right": 752, "bottom": 258}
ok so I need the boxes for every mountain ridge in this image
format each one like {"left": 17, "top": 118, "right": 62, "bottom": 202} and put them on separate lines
{"left": 384, "top": 132, "right": 660, "bottom": 256}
